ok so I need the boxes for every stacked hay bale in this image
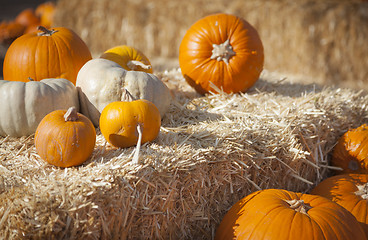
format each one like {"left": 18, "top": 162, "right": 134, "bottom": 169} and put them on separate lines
{"left": 1, "top": 69, "right": 368, "bottom": 239}
{"left": 54, "top": 0, "right": 368, "bottom": 88}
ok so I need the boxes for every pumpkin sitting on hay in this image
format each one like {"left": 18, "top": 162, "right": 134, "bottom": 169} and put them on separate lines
{"left": 215, "top": 189, "right": 367, "bottom": 240}
{"left": 179, "top": 13, "right": 264, "bottom": 94}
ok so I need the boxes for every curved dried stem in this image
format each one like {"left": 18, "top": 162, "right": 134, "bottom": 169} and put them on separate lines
{"left": 121, "top": 88, "right": 136, "bottom": 102}
{"left": 127, "top": 60, "right": 152, "bottom": 70}
{"left": 64, "top": 107, "right": 79, "bottom": 121}
{"left": 285, "top": 199, "right": 312, "bottom": 215}
{"left": 37, "top": 26, "right": 58, "bottom": 36}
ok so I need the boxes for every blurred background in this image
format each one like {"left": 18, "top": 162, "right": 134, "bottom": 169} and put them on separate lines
{"left": 1, "top": 0, "right": 367, "bottom": 90}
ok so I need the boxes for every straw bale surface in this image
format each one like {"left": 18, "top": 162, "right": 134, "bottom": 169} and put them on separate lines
{"left": 54, "top": 0, "right": 368, "bottom": 89}
{"left": 1, "top": 68, "right": 368, "bottom": 239}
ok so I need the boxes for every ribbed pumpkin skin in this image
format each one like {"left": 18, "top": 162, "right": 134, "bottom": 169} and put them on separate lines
{"left": 99, "top": 100, "right": 161, "bottom": 148}
{"left": 3, "top": 27, "right": 92, "bottom": 85}
{"left": 100, "top": 45, "right": 153, "bottom": 73}
{"left": 0, "top": 78, "right": 79, "bottom": 137}
{"left": 215, "top": 189, "right": 366, "bottom": 240}
{"left": 331, "top": 124, "right": 368, "bottom": 174}
{"left": 179, "top": 13, "right": 264, "bottom": 94}
{"left": 311, "top": 174, "right": 368, "bottom": 237}
{"left": 35, "top": 109, "right": 96, "bottom": 168}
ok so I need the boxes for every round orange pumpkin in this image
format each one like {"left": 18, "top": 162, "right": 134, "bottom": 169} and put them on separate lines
{"left": 3, "top": 26, "right": 92, "bottom": 85}
{"left": 311, "top": 174, "right": 368, "bottom": 237}
{"left": 35, "top": 1, "right": 55, "bottom": 28}
{"left": 100, "top": 45, "right": 153, "bottom": 73}
{"left": 35, "top": 107, "right": 96, "bottom": 168}
{"left": 331, "top": 124, "right": 368, "bottom": 173}
{"left": 99, "top": 89, "right": 161, "bottom": 148}
{"left": 215, "top": 188, "right": 366, "bottom": 240}
{"left": 179, "top": 13, "right": 264, "bottom": 94}
{"left": 14, "top": 8, "right": 40, "bottom": 28}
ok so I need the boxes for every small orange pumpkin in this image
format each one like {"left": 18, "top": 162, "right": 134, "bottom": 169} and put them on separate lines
{"left": 35, "top": 1, "right": 56, "bottom": 28}
{"left": 0, "top": 21, "right": 26, "bottom": 44}
{"left": 35, "top": 107, "right": 96, "bottom": 168}
{"left": 100, "top": 45, "right": 153, "bottom": 73}
{"left": 311, "top": 174, "right": 368, "bottom": 237}
{"left": 215, "top": 189, "right": 366, "bottom": 240}
{"left": 14, "top": 8, "right": 40, "bottom": 28}
{"left": 3, "top": 26, "right": 92, "bottom": 85}
{"left": 179, "top": 13, "right": 264, "bottom": 94}
{"left": 331, "top": 124, "right": 368, "bottom": 173}
{"left": 99, "top": 89, "right": 161, "bottom": 148}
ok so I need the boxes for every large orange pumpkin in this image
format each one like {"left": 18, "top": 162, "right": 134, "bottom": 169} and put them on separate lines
{"left": 179, "top": 13, "right": 264, "bottom": 94}
{"left": 35, "top": 107, "right": 96, "bottom": 168}
{"left": 215, "top": 189, "right": 366, "bottom": 240}
{"left": 3, "top": 26, "right": 92, "bottom": 85}
{"left": 331, "top": 124, "right": 368, "bottom": 173}
{"left": 311, "top": 174, "right": 368, "bottom": 237}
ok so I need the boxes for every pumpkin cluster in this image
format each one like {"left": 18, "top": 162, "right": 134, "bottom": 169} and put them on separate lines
{"left": 309, "top": 124, "right": 368, "bottom": 237}
{"left": 1, "top": 7, "right": 169, "bottom": 167}
{"left": 216, "top": 124, "right": 368, "bottom": 239}
{"left": 0, "top": 1, "right": 55, "bottom": 45}
{"left": 4, "top": 8, "right": 366, "bottom": 239}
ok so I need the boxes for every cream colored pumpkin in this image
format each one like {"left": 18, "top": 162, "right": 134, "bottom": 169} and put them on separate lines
{"left": 76, "top": 58, "right": 171, "bottom": 127}
{"left": 0, "top": 78, "right": 79, "bottom": 137}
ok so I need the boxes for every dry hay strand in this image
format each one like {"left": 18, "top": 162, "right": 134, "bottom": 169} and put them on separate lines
{"left": 1, "top": 68, "right": 368, "bottom": 239}
{"left": 54, "top": 0, "right": 368, "bottom": 89}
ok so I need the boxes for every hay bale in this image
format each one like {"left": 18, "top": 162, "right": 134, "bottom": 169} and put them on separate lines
{"left": 1, "top": 67, "right": 368, "bottom": 239}
{"left": 53, "top": 0, "right": 368, "bottom": 89}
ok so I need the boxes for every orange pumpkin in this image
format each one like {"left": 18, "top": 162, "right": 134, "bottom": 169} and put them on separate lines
{"left": 99, "top": 89, "right": 161, "bottom": 148}
{"left": 35, "top": 1, "right": 56, "bottom": 28}
{"left": 179, "top": 13, "right": 264, "bottom": 94}
{"left": 215, "top": 189, "right": 366, "bottom": 240}
{"left": 331, "top": 124, "right": 368, "bottom": 173}
{"left": 14, "top": 8, "right": 40, "bottom": 28}
{"left": 0, "top": 21, "right": 26, "bottom": 44}
{"left": 35, "top": 107, "right": 96, "bottom": 168}
{"left": 3, "top": 26, "right": 92, "bottom": 85}
{"left": 311, "top": 174, "right": 368, "bottom": 237}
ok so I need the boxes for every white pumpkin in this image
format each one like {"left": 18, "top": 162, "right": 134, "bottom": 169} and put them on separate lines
{"left": 76, "top": 58, "right": 171, "bottom": 127}
{"left": 0, "top": 78, "right": 79, "bottom": 137}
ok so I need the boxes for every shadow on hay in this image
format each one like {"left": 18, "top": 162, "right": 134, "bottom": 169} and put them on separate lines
{"left": 252, "top": 77, "right": 325, "bottom": 98}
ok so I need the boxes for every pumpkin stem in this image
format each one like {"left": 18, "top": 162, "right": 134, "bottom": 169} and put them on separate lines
{"left": 355, "top": 184, "right": 368, "bottom": 199}
{"left": 210, "top": 39, "right": 236, "bottom": 64}
{"left": 121, "top": 88, "right": 136, "bottom": 102}
{"left": 64, "top": 107, "right": 79, "bottom": 121}
{"left": 132, "top": 124, "right": 142, "bottom": 164}
{"left": 37, "top": 26, "right": 58, "bottom": 36}
{"left": 127, "top": 60, "right": 152, "bottom": 71}
{"left": 28, "top": 77, "right": 34, "bottom": 81}
{"left": 285, "top": 199, "right": 312, "bottom": 215}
